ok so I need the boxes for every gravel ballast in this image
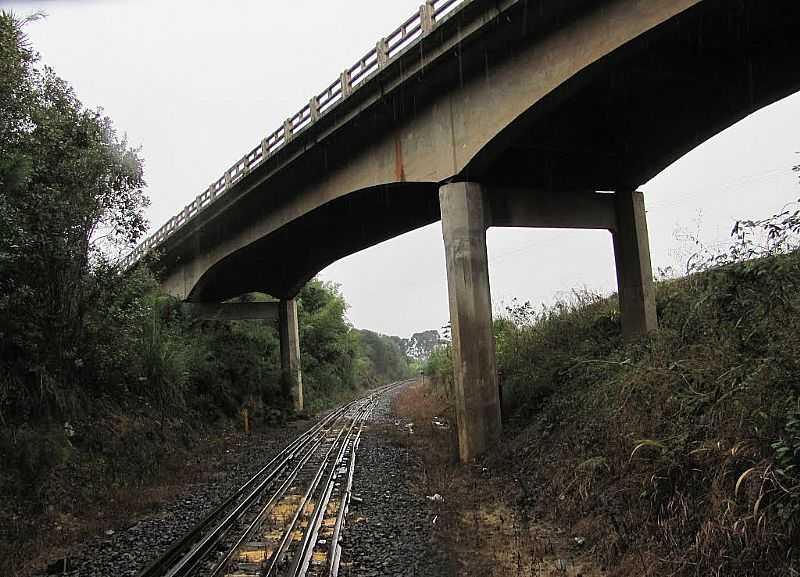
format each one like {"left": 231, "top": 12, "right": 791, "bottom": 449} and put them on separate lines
{"left": 35, "top": 421, "right": 313, "bottom": 577}
{"left": 339, "top": 387, "right": 449, "bottom": 577}
{"left": 36, "top": 386, "right": 449, "bottom": 577}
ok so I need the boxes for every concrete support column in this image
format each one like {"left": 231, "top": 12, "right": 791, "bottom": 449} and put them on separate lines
{"left": 612, "top": 190, "right": 658, "bottom": 341}
{"left": 439, "top": 181, "right": 501, "bottom": 462}
{"left": 279, "top": 299, "right": 303, "bottom": 411}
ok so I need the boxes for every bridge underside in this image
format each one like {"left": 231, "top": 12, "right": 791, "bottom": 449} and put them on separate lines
{"left": 473, "top": 0, "right": 800, "bottom": 191}
{"left": 151, "top": 0, "right": 800, "bottom": 460}
{"left": 189, "top": 183, "right": 440, "bottom": 302}
{"left": 178, "top": 0, "right": 800, "bottom": 304}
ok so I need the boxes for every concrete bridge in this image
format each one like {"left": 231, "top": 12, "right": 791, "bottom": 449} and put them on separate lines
{"left": 128, "top": 0, "right": 800, "bottom": 462}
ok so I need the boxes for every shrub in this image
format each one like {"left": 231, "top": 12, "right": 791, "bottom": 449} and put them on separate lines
{"left": 423, "top": 203, "right": 800, "bottom": 575}
{"left": 0, "top": 426, "right": 71, "bottom": 502}
{"left": 424, "top": 343, "right": 454, "bottom": 398}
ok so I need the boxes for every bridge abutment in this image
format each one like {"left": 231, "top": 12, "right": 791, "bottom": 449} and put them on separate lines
{"left": 612, "top": 190, "right": 658, "bottom": 341}
{"left": 439, "top": 181, "right": 502, "bottom": 463}
{"left": 279, "top": 298, "right": 304, "bottom": 412}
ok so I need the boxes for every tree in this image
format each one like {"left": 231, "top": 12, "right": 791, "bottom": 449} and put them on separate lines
{"left": 296, "top": 280, "right": 359, "bottom": 402}
{"left": 0, "top": 11, "right": 149, "bottom": 422}
{"left": 401, "top": 329, "right": 446, "bottom": 361}
{"left": 355, "top": 329, "right": 412, "bottom": 385}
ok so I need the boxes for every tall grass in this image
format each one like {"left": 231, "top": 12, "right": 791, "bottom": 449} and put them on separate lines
{"left": 428, "top": 203, "right": 800, "bottom": 576}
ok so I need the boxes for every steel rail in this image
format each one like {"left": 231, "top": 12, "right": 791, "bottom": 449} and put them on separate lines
{"left": 326, "top": 417, "right": 364, "bottom": 577}
{"left": 264, "top": 404, "right": 369, "bottom": 575}
{"left": 208, "top": 407, "right": 358, "bottom": 577}
{"left": 322, "top": 385, "right": 396, "bottom": 577}
{"left": 287, "top": 410, "right": 367, "bottom": 577}
{"left": 210, "top": 399, "right": 372, "bottom": 577}
{"left": 137, "top": 401, "right": 358, "bottom": 577}
{"left": 160, "top": 414, "right": 348, "bottom": 577}
{"left": 139, "top": 381, "right": 408, "bottom": 577}
{"left": 292, "top": 381, "right": 408, "bottom": 576}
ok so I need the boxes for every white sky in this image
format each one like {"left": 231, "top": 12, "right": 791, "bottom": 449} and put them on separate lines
{"left": 6, "top": 0, "right": 800, "bottom": 338}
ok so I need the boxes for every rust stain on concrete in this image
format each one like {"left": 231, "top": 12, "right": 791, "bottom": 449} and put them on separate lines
{"left": 394, "top": 137, "right": 406, "bottom": 182}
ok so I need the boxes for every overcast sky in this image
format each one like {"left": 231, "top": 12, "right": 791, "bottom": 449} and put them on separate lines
{"left": 5, "top": 0, "right": 800, "bottom": 338}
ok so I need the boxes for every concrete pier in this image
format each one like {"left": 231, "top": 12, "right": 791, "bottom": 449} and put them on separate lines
{"left": 279, "top": 298, "right": 304, "bottom": 411}
{"left": 612, "top": 190, "right": 658, "bottom": 340}
{"left": 439, "top": 181, "right": 502, "bottom": 463}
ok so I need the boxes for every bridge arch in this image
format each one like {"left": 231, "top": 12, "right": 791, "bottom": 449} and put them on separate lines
{"left": 163, "top": 0, "right": 800, "bottom": 305}
{"left": 148, "top": 0, "right": 800, "bottom": 460}
{"left": 463, "top": 0, "right": 800, "bottom": 193}
{"left": 184, "top": 181, "right": 440, "bottom": 302}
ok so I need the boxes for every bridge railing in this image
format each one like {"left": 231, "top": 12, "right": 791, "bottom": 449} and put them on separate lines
{"left": 121, "top": 0, "right": 469, "bottom": 270}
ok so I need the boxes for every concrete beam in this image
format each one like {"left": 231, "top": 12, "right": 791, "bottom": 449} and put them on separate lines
{"left": 158, "top": 0, "right": 707, "bottom": 302}
{"left": 486, "top": 188, "right": 617, "bottom": 230}
{"left": 439, "top": 181, "right": 502, "bottom": 463}
{"left": 612, "top": 190, "right": 657, "bottom": 340}
{"left": 186, "top": 301, "right": 279, "bottom": 321}
{"left": 279, "top": 299, "right": 304, "bottom": 411}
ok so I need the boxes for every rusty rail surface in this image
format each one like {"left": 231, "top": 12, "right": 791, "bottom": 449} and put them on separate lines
{"left": 121, "top": 0, "right": 467, "bottom": 269}
{"left": 136, "top": 380, "right": 411, "bottom": 577}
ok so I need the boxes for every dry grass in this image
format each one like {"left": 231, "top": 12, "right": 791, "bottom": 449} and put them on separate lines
{"left": 478, "top": 251, "right": 800, "bottom": 577}
{"left": 393, "top": 381, "right": 605, "bottom": 577}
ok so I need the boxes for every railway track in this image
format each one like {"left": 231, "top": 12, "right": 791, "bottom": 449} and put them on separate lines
{"left": 137, "top": 380, "right": 409, "bottom": 577}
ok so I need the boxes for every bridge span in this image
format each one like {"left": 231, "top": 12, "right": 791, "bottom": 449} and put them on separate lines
{"left": 127, "top": 0, "right": 800, "bottom": 462}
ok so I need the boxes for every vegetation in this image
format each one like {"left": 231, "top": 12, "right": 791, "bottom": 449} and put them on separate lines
{"left": 423, "top": 341, "right": 454, "bottom": 396}
{"left": 354, "top": 328, "right": 413, "bottom": 387}
{"left": 426, "top": 205, "right": 800, "bottom": 576}
{"left": 0, "top": 13, "right": 411, "bottom": 574}
{"left": 401, "top": 329, "right": 447, "bottom": 362}
{"left": 297, "top": 279, "right": 412, "bottom": 411}
{"left": 0, "top": 10, "right": 149, "bottom": 426}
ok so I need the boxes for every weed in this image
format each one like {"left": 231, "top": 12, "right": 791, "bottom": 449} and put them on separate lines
{"left": 425, "top": 205, "right": 800, "bottom": 576}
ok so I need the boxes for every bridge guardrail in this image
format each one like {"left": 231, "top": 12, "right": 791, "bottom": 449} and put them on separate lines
{"left": 121, "top": 0, "right": 467, "bottom": 269}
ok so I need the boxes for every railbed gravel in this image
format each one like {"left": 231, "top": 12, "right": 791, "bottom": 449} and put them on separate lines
{"left": 340, "top": 386, "right": 449, "bottom": 577}
{"left": 40, "top": 388, "right": 448, "bottom": 577}
{"left": 36, "top": 419, "right": 315, "bottom": 577}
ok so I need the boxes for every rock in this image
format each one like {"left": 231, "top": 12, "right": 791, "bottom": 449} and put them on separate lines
{"left": 46, "top": 558, "right": 75, "bottom": 574}
{"left": 431, "top": 416, "right": 450, "bottom": 429}
{"left": 338, "top": 385, "right": 448, "bottom": 577}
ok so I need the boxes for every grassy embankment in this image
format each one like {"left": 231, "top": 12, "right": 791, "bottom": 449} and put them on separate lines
{"left": 411, "top": 223, "right": 800, "bottom": 576}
